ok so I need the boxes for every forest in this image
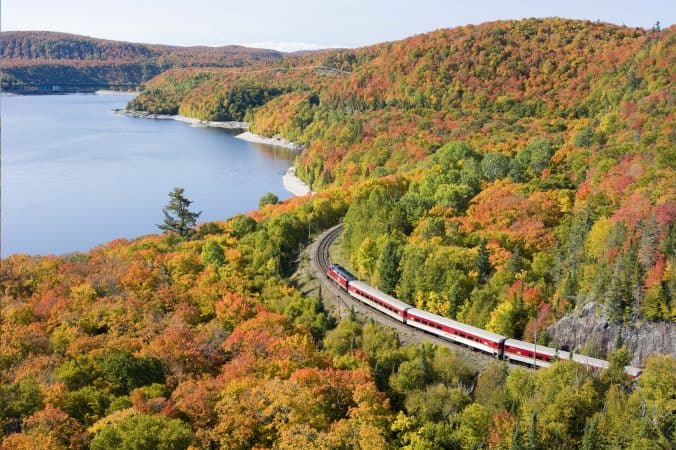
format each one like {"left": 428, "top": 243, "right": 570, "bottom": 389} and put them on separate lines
{"left": 0, "top": 31, "right": 283, "bottom": 90}
{"left": 1, "top": 186, "right": 673, "bottom": 448}
{"left": 1, "top": 17, "right": 674, "bottom": 449}
{"left": 128, "top": 18, "right": 675, "bottom": 348}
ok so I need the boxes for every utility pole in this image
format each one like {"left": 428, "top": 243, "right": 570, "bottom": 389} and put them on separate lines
{"left": 534, "top": 329, "right": 537, "bottom": 367}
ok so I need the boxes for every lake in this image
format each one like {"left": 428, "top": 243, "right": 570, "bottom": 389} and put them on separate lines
{"left": 1, "top": 93, "right": 295, "bottom": 257}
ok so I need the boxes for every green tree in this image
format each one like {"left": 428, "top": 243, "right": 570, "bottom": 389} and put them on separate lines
{"left": 259, "top": 192, "right": 279, "bottom": 208}
{"left": 201, "top": 240, "right": 225, "bottom": 266}
{"left": 527, "top": 412, "right": 540, "bottom": 450}
{"left": 59, "top": 386, "right": 110, "bottom": 425}
{"left": 476, "top": 240, "right": 492, "bottom": 284}
{"left": 512, "top": 419, "right": 523, "bottom": 450}
{"left": 506, "top": 247, "right": 524, "bottom": 274}
{"left": 157, "top": 188, "right": 201, "bottom": 238}
{"left": 90, "top": 413, "right": 194, "bottom": 450}
{"left": 98, "top": 350, "right": 165, "bottom": 395}
{"left": 0, "top": 378, "right": 43, "bottom": 433}
{"left": 228, "top": 214, "right": 257, "bottom": 238}
{"left": 54, "top": 356, "right": 98, "bottom": 390}
{"left": 323, "top": 318, "right": 362, "bottom": 357}
{"left": 454, "top": 403, "right": 491, "bottom": 448}
{"left": 481, "top": 152, "right": 510, "bottom": 181}
{"left": 376, "top": 238, "right": 401, "bottom": 294}
{"left": 580, "top": 415, "right": 601, "bottom": 450}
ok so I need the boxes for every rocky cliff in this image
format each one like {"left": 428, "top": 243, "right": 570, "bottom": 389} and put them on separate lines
{"left": 547, "top": 302, "right": 676, "bottom": 367}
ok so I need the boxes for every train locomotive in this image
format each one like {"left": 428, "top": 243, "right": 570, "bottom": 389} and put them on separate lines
{"left": 326, "top": 264, "right": 641, "bottom": 378}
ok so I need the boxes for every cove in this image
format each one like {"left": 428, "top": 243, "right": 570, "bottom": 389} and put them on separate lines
{"left": 1, "top": 93, "right": 294, "bottom": 257}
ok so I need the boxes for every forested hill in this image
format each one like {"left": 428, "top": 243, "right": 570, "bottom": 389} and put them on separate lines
{"left": 129, "top": 18, "right": 675, "bottom": 357}
{"left": 1, "top": 18, "right": 675, "bottom": 449}
{"left": 0, "top": 31, "right": 283, "bottom": 90}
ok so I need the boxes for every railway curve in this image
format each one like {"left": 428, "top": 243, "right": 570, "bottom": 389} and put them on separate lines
{"left": 307, "top": 223, "right": 517, "bottom": 369}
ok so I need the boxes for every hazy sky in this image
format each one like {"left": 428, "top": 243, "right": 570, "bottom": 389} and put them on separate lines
{"left": 2, "top": 0, "right": 674, "bottom": 51}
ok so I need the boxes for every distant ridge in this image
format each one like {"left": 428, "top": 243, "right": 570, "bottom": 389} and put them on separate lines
{"left": 0, "top": 31, "right": 284, "bottom": 91}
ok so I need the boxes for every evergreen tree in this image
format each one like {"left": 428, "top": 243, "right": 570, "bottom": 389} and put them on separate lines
{"left": 476, "top": 240, "right": 492, "bottom": 284}
{"left": 527, "top": 412, "right": 540, "bottom": 450}
{"left": 512, "top": 419, "right": 523, "bottom": 450}
{"left": 506, "top": 247, "right": 524, "bottom": 274}
{"left": 157, "top": 187, "right": 201, "bottom": 238}
{"left": 376, "top": 239, "right": 401, "bottom": 295}
{"left": 349, "top": 306, "right": 357, "bottom": 321}
{"left": 607, "top": 253, "right": 627, "bottom": 320}
{"left": 580, "top": 416, "right": 601, "bottom": 450}
{"left": 638, "top": 214, "right": 659, "bottom": 271}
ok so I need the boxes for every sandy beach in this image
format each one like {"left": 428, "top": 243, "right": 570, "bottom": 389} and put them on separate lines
{"left": 96, "top": 90, "right": 137, "bottom": 95}
{"left": 235, "top": 131, "right": 305, "bottom": 152}
{"left": 283, "top": 166, "right": 313, "bottom": 197}
{"left": 115, "top": 110, "right": 248, "bottom": 129}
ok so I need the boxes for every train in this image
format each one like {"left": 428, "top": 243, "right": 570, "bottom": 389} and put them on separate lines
{"left": 326, "top": 263, "right": 642, "bottom": 378}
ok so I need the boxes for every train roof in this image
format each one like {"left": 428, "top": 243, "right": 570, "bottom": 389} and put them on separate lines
{"left": 504, "top": 338, "right": 571, "bottom": 359}
{"left": 330, "top": 264, "right": 357, "bottom": 280}
{"left": 408, "top": 308, "right": 506, "bottom": 343}
{"left": 349, "top": 280, "right": 413, "bottom": 311}
{"left": 570, "top": 353, "right": 609, "bottom": 369}
{"left": 505, "top": 341, "right": 642, "bottom": 376}
{"left": 571, "top": 353, "right": 642, "bottom": 377}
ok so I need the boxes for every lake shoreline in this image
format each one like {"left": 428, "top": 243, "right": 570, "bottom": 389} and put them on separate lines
{"left": 95, "top": 90, "right": 138, "bottom": 95}
{"left": 283, "top": 166, "right": 313, "bottom": 197}
{"left": 116, "top": 108, "right": 309, "bottom": 196}
{"left": 3, "top": 95, "right": 297, "bottom": 256}
{"left": 234, "top": 131, "right": 305, "bottom": 152}
{"left": 233, "top": 133, "right": 309, "bottom": 196}
{"left": 115, "top": 109, "right": 249, "bottom": 130}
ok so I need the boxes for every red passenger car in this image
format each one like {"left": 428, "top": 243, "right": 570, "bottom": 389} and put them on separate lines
{"left": 326, "top": 264, "right": 356, "bottom": 290}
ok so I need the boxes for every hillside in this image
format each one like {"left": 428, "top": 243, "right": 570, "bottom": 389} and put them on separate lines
{"left": 1, "top": 187, "right": 674, "bottom": 449}
{"left": 1, "top": 18, "right": 674, "bottom": 448}
{"left": 129, "top": 18, "right": 675, "bottom": 357}
{"left": 0, "top": 31, "right": 283, "bottom": 91}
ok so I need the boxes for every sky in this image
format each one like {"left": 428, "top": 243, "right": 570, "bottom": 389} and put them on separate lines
{"left": 2, "top": 0, "right": 674, "bottom": 52}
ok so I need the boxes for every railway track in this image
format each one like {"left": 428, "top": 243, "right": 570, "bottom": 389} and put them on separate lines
{"left": 307, "top": 224, "right": 646, "bottom": 379}
{"left": 315, "top": 224, "right": 343, "bottom": 274}
{"left": 308, "top": 223, "right": 518, "bottom": 369}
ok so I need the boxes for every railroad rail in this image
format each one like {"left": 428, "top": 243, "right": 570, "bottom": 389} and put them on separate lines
{"left": 309, "top": 223, "right": 642, "bottom": 377}
{"left": 309, "top": 223, "right": 519, "bottom": 369}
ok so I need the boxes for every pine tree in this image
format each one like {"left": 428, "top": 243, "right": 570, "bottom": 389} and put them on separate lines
{"left": 157, "top": 187, "right": 201, "bottom": 238}
{"left": 638, "top": 215, "right": 659, "bottom": 271}
{"left": 580, "top": 416, "right": 601, "bottom": 450}
{"left": 606, "top": 257, "right": 625, "bottom": 321}
{"left": 506, "top": 247, "right": 524, "bottom": 274}
{"left": 512, "top": 419, "right": 523, "bottom": 450}
{"left": 476, "top": 240, "right": 492, "bottom": 284}
{"left": 376, "top": 239, "right": 401, "bottom": 295}
{"left": 527, "top": 412, "right": 540, "bottom": 450}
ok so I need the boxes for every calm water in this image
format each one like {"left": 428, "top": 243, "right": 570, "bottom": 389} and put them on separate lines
{"left": 1, "top": 94, "right": 294, "bottom": 257}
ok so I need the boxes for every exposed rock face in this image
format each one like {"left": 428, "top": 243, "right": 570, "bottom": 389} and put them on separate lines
{"left": 547, "top": 302, "right": 676, "bottom": 367}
